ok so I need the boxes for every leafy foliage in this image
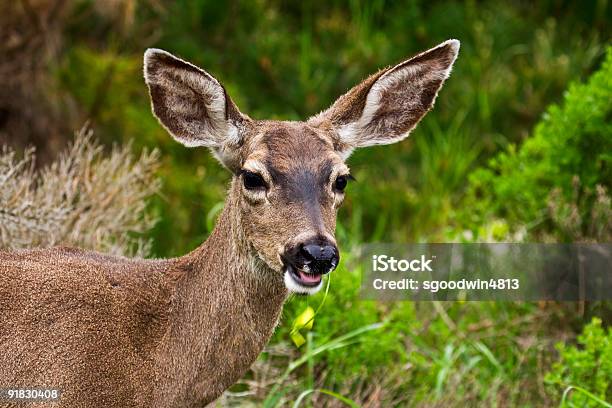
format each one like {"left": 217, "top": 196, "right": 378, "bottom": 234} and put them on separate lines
{"left": 545, "top": 318, "right": 612, "bottom": 407}
{"left": 459, "top": 47, "right": 612, "bottom": 242}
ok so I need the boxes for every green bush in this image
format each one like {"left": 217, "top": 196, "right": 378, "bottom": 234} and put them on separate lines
{"left": 459, "top": 47, "right": 612, "bottom": 242}
{"left": 545, "top": 317, "right": 612, "bottom": 407}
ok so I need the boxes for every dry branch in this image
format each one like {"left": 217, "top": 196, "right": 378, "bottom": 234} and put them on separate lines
{"left": 0, "top": 126, "right": 160, "bottom": 257}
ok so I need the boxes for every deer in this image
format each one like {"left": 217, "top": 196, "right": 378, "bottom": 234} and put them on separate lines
{"left": 0, "top": 39, "right": 459, "bottom": 407}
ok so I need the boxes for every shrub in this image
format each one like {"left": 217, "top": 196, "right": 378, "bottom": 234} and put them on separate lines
{"left": 459, "top": 47, "right": 612, "bottom": 242}
{"left": 545, "top": 317, "right": 612, "bottom": 406}
{"left": 0, "top": 127, "right": 160, "bottom": 257}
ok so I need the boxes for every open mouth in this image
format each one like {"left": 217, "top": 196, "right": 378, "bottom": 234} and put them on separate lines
{"left": 285, "top": 264, "right": 323, "bottom": 287}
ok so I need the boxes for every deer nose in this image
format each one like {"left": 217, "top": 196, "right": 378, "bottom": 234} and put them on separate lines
{"left": 299, "top": 242, "right": 339, "bottom": 275}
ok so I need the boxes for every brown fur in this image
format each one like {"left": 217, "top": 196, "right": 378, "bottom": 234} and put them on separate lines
{"left": 0, "top": 40, "right": 459, "bottom": 407}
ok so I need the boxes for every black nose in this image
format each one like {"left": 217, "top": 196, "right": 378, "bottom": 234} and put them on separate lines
{"left": 297, "top": 241, "right": 339, "bottom": 275}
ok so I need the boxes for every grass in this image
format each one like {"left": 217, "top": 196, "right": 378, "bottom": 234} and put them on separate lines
{"left": 214, "top": 247, "right": 588, "bottom": 407}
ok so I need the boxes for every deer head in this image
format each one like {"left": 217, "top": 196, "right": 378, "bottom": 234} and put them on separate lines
{"left": 144, "top": 40, "right": 459, "bottom": 295}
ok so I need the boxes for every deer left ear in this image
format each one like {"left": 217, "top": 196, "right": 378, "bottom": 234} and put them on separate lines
{"left": 309, "top": 39, "right": 459, "bottom": 156}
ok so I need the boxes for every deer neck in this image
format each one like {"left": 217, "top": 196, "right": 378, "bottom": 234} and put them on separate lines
{"left": 154, "top": 197, "right": 288, "bottom": 404}
{"left": 183, "top": 199, "right": 289, "bottom": 324}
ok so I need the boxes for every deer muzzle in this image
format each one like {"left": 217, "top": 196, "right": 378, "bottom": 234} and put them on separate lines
{"left": 281, "top": 237, "right": 339, "bottom": 293}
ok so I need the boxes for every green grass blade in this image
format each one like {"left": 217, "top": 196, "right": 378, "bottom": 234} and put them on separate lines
{"left": 560, "top": 386, "right": 612, "bottom": 408}
{"left": 292, "top": 388, "right": 360, "bottom": 408}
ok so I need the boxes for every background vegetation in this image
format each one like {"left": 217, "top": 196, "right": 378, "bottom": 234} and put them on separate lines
{"left": 1, "top": 1, "right": 610, "bottom": 406}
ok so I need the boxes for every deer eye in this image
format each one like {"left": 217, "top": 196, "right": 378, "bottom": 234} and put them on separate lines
{"left": 334, "top": 174, "right": 350, "bottom": 192}
{"left": 241, "top": 170, "right": 267, "bottom": 190}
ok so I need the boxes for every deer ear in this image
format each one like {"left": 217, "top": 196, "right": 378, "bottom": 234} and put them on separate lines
{"left": 144, "top": 48, "right": 249, "bottom": 170}
{"left": 309, "top": 39, "right": 459, "bottom": 156}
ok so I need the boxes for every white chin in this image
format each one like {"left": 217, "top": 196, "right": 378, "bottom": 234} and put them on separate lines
{"left": 283, "top": 269, "right": 323, "bottom": 295}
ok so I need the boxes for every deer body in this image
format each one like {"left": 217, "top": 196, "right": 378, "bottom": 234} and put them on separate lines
{"left": 0, "top": 202, "right": 286, "bottom": 407}
{"left": 0, "top": 40, "right": 458, "bottom": 407}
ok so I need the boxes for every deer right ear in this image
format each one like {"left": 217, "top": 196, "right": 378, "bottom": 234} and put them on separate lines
{"left": 144, "top": 49, "right": 250, "bottom": 170}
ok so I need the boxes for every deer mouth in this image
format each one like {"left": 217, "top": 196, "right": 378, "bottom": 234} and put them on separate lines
{"left": 283, "top": 264, "right": 324, "bottom": 294}
{"left": 287, "top": 264, "right": 323, "bottom": 286}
